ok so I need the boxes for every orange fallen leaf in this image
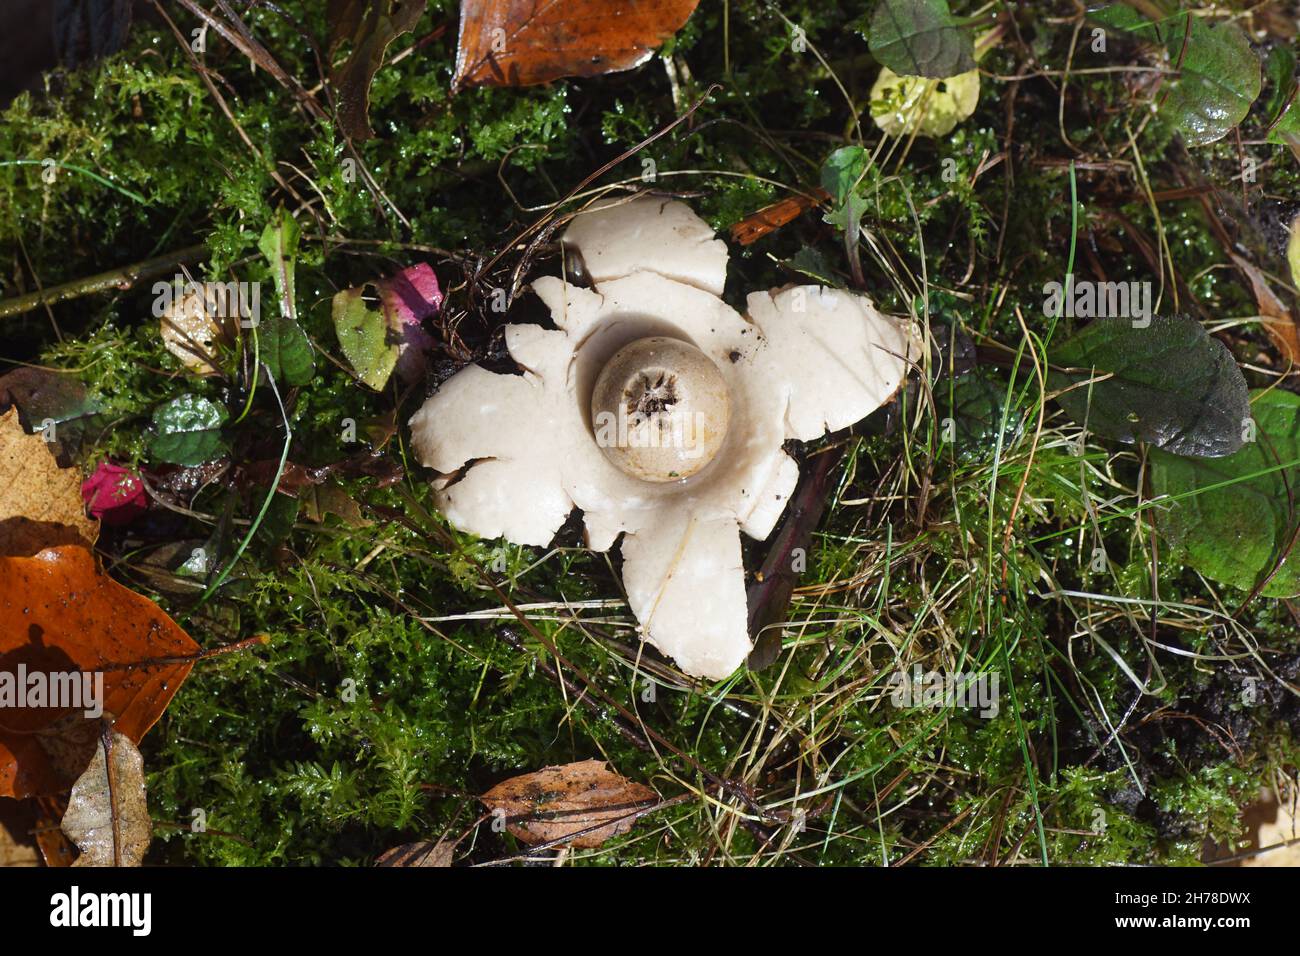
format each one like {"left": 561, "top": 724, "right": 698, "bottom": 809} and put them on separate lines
{"left": 729, "top": 189, "right": 829, "bottom": 246}
{"left": 0, "top": 546, "right": 198, "bottom": 798}
{"left": 452, "top": 0, "right": 700, "bottom": 92}
{"left": 0, "top": 408, "right": 98, "bottom": 557}
{"left": 481, "top": 759, "right": 657, "bottom": 849}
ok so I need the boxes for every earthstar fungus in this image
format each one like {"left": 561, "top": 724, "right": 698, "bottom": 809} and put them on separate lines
{"left": 409, "top": 196, "right": 918, "bottom": 679}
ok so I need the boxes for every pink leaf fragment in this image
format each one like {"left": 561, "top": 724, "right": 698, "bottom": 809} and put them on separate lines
{"left": 81, "top": 462, "right": 148, "bottom": 525}
{"left": 377, "top": 263, "right": 442, "bottom": 382}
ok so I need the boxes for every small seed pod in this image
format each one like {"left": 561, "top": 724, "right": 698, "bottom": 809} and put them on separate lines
{"left": 590, "top": 336, "right": 730, "bottom": 482}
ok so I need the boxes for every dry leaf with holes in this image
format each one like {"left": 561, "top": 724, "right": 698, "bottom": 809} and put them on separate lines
{"left": 481, "top": 759, "right": 657, "bottom": 849}
{"left": 0, "top": 408, "right": 98, "bottom": 557}
{"left": 61, "top": 728, "right": 151, "bottom": 867}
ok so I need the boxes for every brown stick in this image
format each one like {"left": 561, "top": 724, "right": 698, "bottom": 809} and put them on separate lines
{"left": 0, "top": 244, "right": 207, "bottom": 320}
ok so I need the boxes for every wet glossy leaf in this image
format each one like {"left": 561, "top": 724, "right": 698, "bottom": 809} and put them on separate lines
{"left": 1160, "top": 17, "right": 1260, "bottom": 148}
{"left": 332, "top": 287, "right": 398, "bottom": 391}
{"left": 1051, "top": 314, "right": 1249, "bottom": 458}
{"left": 939, "top": 371, "right": 1020, "bottom": 460}
{"left": 868, "top": 0, "right": 974, "bottom": 79}
{"left": 0, "top": 546, "right": 198, "bottom": 798}
{"left": 481, "top": 759, "right": 657, "bottom": 849}
{"left": 1151, "top": 389, "right": 1300, "bottom": 598}
{"left": 1092, "top": 8, "right": 1261, "bottom": 147}
{"left": 452, "top": 0, "right": 699, "bottom": 91}
{"left": 148, "top": 395, "right": 227, "bottom": 466}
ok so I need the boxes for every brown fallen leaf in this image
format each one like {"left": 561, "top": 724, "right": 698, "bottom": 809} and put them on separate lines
{"left": 0, "top": 408, "right": 98, "bottom": 557}
{"left": 34, "top": 795, "right": 76, "bottom": 866}
{"left": 376, "top": 839, "right": 454, "bottom": 867}
{"left": 330, "top": 0, "right": 427, "bottom": 141}
{"left": 481, "top": 759, "right": 657, "bottom": 849}
{"left": 303, "top": 482, "right": 370, "bottom": 527}
{"left": 730, "top": 189, "right": 829, "bottom": 246}
{"left": 1230, "top": 252, "right": 1300, "bottom": 368}
{"left": 61, "top": 727, "right": 151, "bottom": 867}
{"left": 452, "top": 0, "right": 700, "bottom": 92}
{"left": 0, "top": 798, "right": 40, "bottom": 866}
{"left": 0, "top": 545, "right": 199, "bottom": 798}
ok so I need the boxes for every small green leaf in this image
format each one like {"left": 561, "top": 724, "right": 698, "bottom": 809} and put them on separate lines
{"left": 939, "top": 371, "right": 1020, "bottom": 461}
{"left": 259, "top": 315, "right": 316, "bottom": 388}
{"left": 868, "top": 0, "right": 974, "bottom": 79}
{"left": 1159, "top": 17, "right": 1260, "bottom": 148}
{"left": 820, "top": 146, "right": 868, "bottom": 204}
{"left": 257, "top": 208, "right": 315, "bottom": 387}
{"left": 786, "top": 246, "right": 838, "bottom": 285}
{"left": 822, "top": 189, "right": 870, "bottom": 238}
{"left": 149, "top": 395, "right": 227, "bottom": 465}
{"left": 1086, "top": 4, "right": 1152, "bottom": 33}
{"left": 1262, "top": 45, "right": 1296, "bottom": 124}
{"left": 1151, "top": 389, "right": 1300, "bottom": 598}
{"left": 332, "top": 286, "right": 399, "bottom": 391}
{"left": 258, "top": 207, "right": 300, "bottom": 320}
{"left": 1050, "top": 313, "right": 1249, "bottom": 458}
{"left": 1092, "top": 8, "right": 1260, "bottom": 147}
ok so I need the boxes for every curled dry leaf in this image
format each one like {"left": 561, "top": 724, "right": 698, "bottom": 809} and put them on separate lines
{"left": 159, "top": 282, "right": 226, "bottom": 375}
{"left": 330, "top": 0, "right": 427, "bottom": 141}
{"left": 1230, "top": 251, "right": 1299, "bottom": 367}
{"left": 0, "top": 408, "right": 99, "bottom": 557}
{"left": 0, "top": 546, "right": 199, "bottom": 798}
{"left": 452, "top": 0, "right": 700, "bottom": 92}
{"left": 481, "top": 759, "right": 657, "bottom": 849}
{"left": 61, "top": 728, "right": 151, "bottom": 867}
